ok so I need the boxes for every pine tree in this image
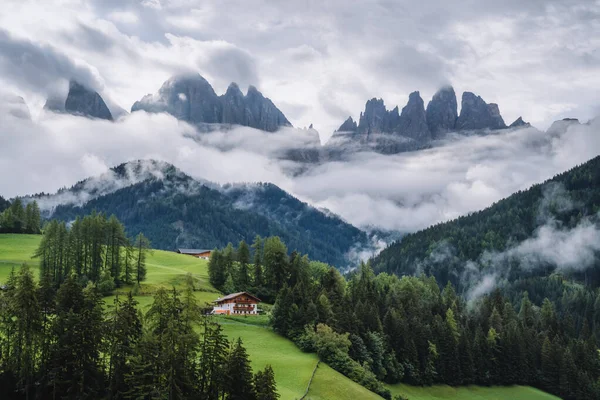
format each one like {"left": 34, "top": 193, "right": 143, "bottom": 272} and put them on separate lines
{"left": 252, "top": 235, "right": 264, "bottom": 289}
{"left": 254, "top": 365, "right": 279, "bottom": 400}
{"left": 47, "top": 277, "right": 105, "bottom": 398}
{"left": 107, "top": 293, "right": 142, "bottom": 399}
{"left": 24, "top": 201, "right": 41, "bottom": 234}
{"left": 559, "top": 346, "right": 577, "bottom": 399}
{"left": 236, "top": 240, "right": 251, "bottom": 290}
{"left": 11, "top": 265, "right": 42, "bottom": 399}
{"left": 198, "top": 319, "right": 230, "bottom": 399}
{"left": 226, "top": 338, "right": 256, "bottom": 400}
{"left": 134, "top": 233, "right": 150, "bottom": 285}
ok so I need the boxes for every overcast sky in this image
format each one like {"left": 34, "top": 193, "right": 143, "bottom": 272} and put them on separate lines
{"left": 1, "top": 0, "right": 599, "bottom": 137}
{"left": 1, "top": 0, "right": 600, "bottom": 237}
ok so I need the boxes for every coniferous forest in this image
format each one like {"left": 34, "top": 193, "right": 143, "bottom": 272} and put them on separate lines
{"left": 0, "top": 199, "right": 41, "bottom": 234}
{"left": 0, "top": 213, "right": 278, "bottom": 400}
{"left": 0, "top": 265, "right": 277, "bottom": 399}
{"left": 210, "top": 238, "right": 600, "bottom": 400}
{"left": 373, "top": 155, "right": 600, "bottom": 288}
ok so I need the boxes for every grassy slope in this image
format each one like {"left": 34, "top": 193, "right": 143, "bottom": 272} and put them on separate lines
{"left": 0, "top": 234, "right": 41, "bottom": 282}
{"left": 388, "top": 384, "right": 561, "bottom": 400}
{"left": 0, "top": 234, "right": 559, "bottom": 400}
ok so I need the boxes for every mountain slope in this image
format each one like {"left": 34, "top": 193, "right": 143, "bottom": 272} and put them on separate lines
{"left": 373, "top": 155, "right": 600, "bottom": 287}
{"left": 38, "top": 160, "right": 368, "bottom": 267}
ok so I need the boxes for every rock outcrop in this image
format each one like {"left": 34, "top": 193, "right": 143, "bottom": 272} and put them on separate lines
{"left": 509, "top": 116, "right": 530, "bottom": 128}
{"left": 357, "top": 98, "right": 391, "bottom": 135}
{"left": 131, "top": 73, "right": 220, "bottom": 123}
{"left": 397, "top": 91, "right": 430, "bottom": 141}
{"left": 243, "top": 85, "right": 292, "bottom": 132}
{"left": 45, "top": 81, "right": 113, "bottom": 120}
{"left": 331, "top": 86, "right": 524, "bottom": 155}
{"left": 337, "top": 116, "right": 358, "bottom": 132}
{"left": 455, "top": 92, "right": 505, "bottom": 130}
{"left": 131, "top": 73, "right": 291, "bottom": 132}
{"left": 426, "top": 86, "right": 457, "bottom": 138}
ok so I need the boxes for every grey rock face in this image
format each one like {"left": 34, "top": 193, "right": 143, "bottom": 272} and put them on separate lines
{"left": 243, "top": 85, "right": 292, "bottom": 132}
{"left": 132, "top": 73, "right": 220, "bottom": 123}
{"left": 221, "top": 82, "right": 247, "bottom": 125}
{"left": 64, "top": 81, "right": 113, "bottom": 120}
{"left": 44, "top": 81, "right": 113, "bottom": 121}
{"left": 455, "top": 92, "right": 505, "bottom": 130}
{"left": 397, "top": 91, "right": 430, "bottom": 142}
{"left": 358, "top": 98, "right": 388, "bottom": 135}
{"left": 337, "top": 116, "right": 358, "bottom": 132}
{"left": 487, "top": 103, "right": 506, "bottom": 128}
{"left": 131, "top": 74, "right": 291, "bottom": 132}
{"left": 509, "top": 116, "right": 530, "bottom": 128}
{"left": 426, "top": 86, "right": 457, "bottom": 138}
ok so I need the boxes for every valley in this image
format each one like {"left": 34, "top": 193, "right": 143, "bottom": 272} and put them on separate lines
{"left": 0, "top": 234, "right": 559, "bottom": 400}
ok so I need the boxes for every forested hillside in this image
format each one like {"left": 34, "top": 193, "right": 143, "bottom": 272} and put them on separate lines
{"left": 374, "top": 155, "right": 600, "bottom": 288}
{"left": 44, "top": 161, "right": 368, "bottom": 267}
{"left": 209, "top": 239, "right": 600, "bottom": 399}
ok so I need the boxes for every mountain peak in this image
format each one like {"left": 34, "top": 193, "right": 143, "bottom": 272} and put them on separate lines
{"left": 337, "top": 116, "right": 358, "bottom": 132}
{"left": 397, "top": 91, "right": 430, "bottom": 141}
{"left": 44, "top": 80, "right": 113, "bottom": 120}
{"left": 455, "top": 92, "right": 505, "bottom": 130}
{"left": 131, "top": 75, "right": 291, "bottom": 132}
{"left": 509, "top": 116, "right": 530, "bottom": 128}
{"left": 426, "top": 86, "right": 457, "bottom": 137}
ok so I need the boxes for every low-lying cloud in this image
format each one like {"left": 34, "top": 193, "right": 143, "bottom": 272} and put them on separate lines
{"left": 1, "top": 106, "right": 599, "bottom": 243}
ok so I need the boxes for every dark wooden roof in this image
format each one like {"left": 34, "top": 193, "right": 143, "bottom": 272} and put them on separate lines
{"left": 177, "top": 248, "right": 211, "bottom": 254}
{"left": 214, "top": 292, "right": 261, "bottom": 303}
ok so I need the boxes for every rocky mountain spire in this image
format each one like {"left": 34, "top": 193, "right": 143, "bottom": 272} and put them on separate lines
{"left": 221, "top": 82, "right": 247, "bottom": 125}
{"left": 337, "top": 116, "right": 358, "bottom": 132}
{"left": 426, "top": 86, "right": 457, "bottom": 138}
{"left": 45, "top": 80, "right": 113, "bottom": 120}
{"left": 132, "top": 73, "right": 220, "bottom": 123}
{"left": 455, "top": 92, "right": 506, "bottom": 130}
{"left": 357, "top": 98, "right": 388, "bottom": 135}
{"left": 243, "top": 85, "right": 292, "bottom": 132}
{"left": 65, "top": 81, "right": 113, "bottom": 120}
{"left": 397, "top": 91, "right": 430, "bottom": 141}
{"left": 509, "top": 116, "right": 530, "bottom": 128}
{"left": 131, "top": 74, "right": 291, "bottom": 132}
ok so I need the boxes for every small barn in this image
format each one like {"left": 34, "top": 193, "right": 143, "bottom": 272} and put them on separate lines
{"left": 177, "top": 248, "right": 212, "bottom": 259}
{"left": 212, "top": 292, "right": 261, "bottom": 315}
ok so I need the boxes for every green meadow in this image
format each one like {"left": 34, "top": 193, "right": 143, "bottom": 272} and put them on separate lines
{"left": 387, "top": 383, "right": 561, "bottom": 400}
{"left": 0, "top": 234, "right": 559, "bottom": 400}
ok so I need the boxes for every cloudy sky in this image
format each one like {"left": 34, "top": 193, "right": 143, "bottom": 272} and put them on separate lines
{"left": 1, "top": 0, "right": 599, "bottom": 134}
{"left": 1, "top": 0, "right": 600, "bottom": 236}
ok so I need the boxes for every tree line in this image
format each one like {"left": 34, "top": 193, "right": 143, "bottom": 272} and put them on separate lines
{"left": 210, "top": 237, "right": 600, "bottom": 400}
{"left": 373, "top": 155, "right": 600, "bottom": 288}
{"left": 208, "top": 236, "right": 329, "bottom": 304}
{"left": 34, "top": 213, "right": 150, "bottom": 292}
{"left": 0, "top": 198, "right": 41, "bottom": 234}
{"left": 0, "top": 264, "right": 278, "bottom": 399}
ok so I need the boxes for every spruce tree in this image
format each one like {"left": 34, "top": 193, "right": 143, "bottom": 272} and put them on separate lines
{"left": 254, "top": 365, "right": 279, "bottom": 400}
{"left": 226, "top": 338, "right": 256, "bottom": 400}
{"left": 134, "top": 233, "right": 150, "bottom": 285}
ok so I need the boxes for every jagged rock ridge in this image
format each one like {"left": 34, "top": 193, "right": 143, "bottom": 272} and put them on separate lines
{"left": 44, "top": 80, "right": 113, "bottom": 121}
{"left": 333, "top": 86, "right": 517, "bottom": 154}
{"left": 131, "top": 73, "right": 291, "bottom": 132}
{"left": 455, "top": 92, "right": 505, "bottom": 130}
